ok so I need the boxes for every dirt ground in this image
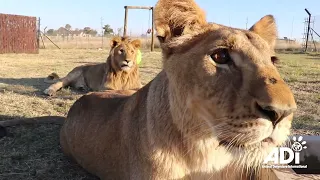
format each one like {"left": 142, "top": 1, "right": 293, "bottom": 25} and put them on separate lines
{"left": 0, "top": 49, "right": 319, "bottom": 179}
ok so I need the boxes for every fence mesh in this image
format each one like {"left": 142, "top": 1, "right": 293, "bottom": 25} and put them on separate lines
{"left": 312, "top": 15, "right": 320, "bottom": 42}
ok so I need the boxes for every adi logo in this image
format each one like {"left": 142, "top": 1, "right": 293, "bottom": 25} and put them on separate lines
{"left": 262, "top": 136, "right": 308, "bottom": 168}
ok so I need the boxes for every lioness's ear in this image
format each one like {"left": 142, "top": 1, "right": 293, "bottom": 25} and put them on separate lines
{"left": 131, "top": 39, "right": 141, "bottom": 49}
{"left": 154, "top": 0, "right": 207, "bottom": 43}
{"left": 249, "top": 15, "right": 277, "bottom": 49}
{"left": 110, "top": 36, "right": 122, "bottom": 48}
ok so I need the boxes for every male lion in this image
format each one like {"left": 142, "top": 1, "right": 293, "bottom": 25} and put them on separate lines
{"left": 60, "top": 0, "right": 297, "bottom": 179}
{"left": 43, "top": 36, "right": 142, "bottom": 96}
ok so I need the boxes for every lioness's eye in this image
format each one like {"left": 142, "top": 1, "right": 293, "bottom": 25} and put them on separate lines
{"left": 210, "top": 49, "right": 231, "bottom": 64}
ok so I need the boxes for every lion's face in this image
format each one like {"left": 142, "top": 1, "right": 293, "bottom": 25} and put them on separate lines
{"left": 155, "top": 0, "right": 297, "bottom": 168}
{"left": 109, "top": 37, "right": 141, "bottom": 73}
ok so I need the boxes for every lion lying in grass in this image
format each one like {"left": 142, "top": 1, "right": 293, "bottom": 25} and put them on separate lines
{"left": 43, "top": 36, "right": 142, "bottom": 96}
{"left": 60, "top": 0, "right": 297, "bottom": 179}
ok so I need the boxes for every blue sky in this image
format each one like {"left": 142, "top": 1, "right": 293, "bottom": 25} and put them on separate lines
{"left": 1, "top": 0, "right": 320, "bottom": 41}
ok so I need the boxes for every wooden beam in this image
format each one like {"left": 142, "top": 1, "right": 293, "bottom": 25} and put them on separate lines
{"left": 37, "top": 17, "right": 41, "bottom": 49}
{"left": 151, "top": 7, "right": 154, "bottom": 52}
{"left": 41, "top": 31, "right": 60, "bottom": 49}
{"left": 123, "top": 5, "right": 155, "bottom": 51}
{"left": 126, "top": 6, "right": 153, "bottom": 10}
{"left": 123, "top": 6, "right": 128, "bottom": 36}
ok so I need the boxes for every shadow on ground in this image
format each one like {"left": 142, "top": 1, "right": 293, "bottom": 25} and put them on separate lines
{"left": 0, "top": 77, "right": 47, "bottom": 94}
{"left": 0, "top": 115, "right": 98, "bottom": 180}
{"left": 0, "top": 77, "right": 86, "bottom": 100}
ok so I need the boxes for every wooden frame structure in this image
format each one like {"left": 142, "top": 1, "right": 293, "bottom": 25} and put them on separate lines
{"left": 123, "top": 6, "right": 155, "bottom": 51}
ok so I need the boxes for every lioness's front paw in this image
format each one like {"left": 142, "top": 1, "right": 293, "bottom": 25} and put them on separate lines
{"left": 43, "top": 88, "right": 56, "bottom": 96}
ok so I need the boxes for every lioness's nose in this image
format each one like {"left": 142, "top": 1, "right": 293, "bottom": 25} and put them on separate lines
{"left": 250, "top": 68, "right": 297, "bottom": 125}
{"left": 255, "top": 102, "right": 296, "bottom": 126}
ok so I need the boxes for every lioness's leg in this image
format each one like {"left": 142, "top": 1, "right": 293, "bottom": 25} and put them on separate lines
{"left": 43, "top": 69, "right": 83, "bottom": 96}
{"left": 43, "top": 81, "right": 64, "bottom": 96}
{"left": 74, "top": 76, "right": 89, "bottom": 92}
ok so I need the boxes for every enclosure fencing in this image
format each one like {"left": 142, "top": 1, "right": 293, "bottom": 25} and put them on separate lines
{"left": 0, "top": 13, "right": 38, "bottom": 54}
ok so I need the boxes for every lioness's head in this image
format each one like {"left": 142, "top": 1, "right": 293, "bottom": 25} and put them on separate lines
{"left": 155, "top": 0, "right": 297, "bottom": 168}
{"left": 109, "top": 36, "right": 141, "bottom": 72}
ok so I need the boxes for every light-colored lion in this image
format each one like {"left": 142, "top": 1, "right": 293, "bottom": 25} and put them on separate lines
{"left": 59, "top": 0, "right": 297, "bottom": 179}
{"left": 43, "top": 36, "right": 142, "bottom": 96}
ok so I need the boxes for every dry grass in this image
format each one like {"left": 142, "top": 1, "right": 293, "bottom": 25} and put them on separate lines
{"left": 276, "top": 53, "right": 320, "bottom": 135}
{"left": 0, "top": 49, "right": 319, "bottom": 179}
{"left": 275, "top": 40, "right": 302, "bottom": 51}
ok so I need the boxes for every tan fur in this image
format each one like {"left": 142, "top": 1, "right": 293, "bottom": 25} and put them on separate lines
{"left": 60, "top": 0, "right": 297, "bottom": 179}
{"left": 43, "top": 37, "right": 142, "bottom": 96}
{"left": 249, "top": 15, "right": 278, "bottom": 51}
{"left": 154, "top": 0, "right": 207, "bottom": 43}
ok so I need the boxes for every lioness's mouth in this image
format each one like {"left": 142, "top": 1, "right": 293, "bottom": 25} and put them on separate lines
{"left": 219, "top": 137, "right": 274, "bottom": 148}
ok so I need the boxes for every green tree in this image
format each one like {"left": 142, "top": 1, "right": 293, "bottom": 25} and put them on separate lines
{"left": 65, "top": 24, "right": 72, "bottom": 30}
{"left": 89, "top": 30, "right": 98, "bottom": 36}
{"left": 103, "top": 24, "right": 114, "bottom": 36}
{"left": 47, "top": 29, "right": 55, "bottom": 35}
{"left": 83, "top": 27, "right": 92, "bottom": 34}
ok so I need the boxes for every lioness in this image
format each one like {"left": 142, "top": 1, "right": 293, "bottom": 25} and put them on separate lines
{"left": 43, "top": 36, "right": 142, "bottom": 96}
{"left": 60, "top": 0, "right": 297, "bottom": 179}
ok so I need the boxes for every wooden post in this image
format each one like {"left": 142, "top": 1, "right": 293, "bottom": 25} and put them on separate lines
{"left": 305, "top": 9, "right": 311, "bottom": 52}
{"left": 123, "top": 5, "right": 154, "bottom": 51}
{"left": 40, "top": 34, "right": 45, "bottom": 49}
{"left": 37, "top": 17, "right": 41, "bottom": 50}
{"left": 123, "top": 6, "right": 128, "bottom": 37}
{"left": 151, "top": 7, "right": 154, "bottom": 52}
{"left": 41, "top": 31, "right": 60, "bottom": 49}
{"left": 101, "top": 17, "right": 104, "bottom": 49}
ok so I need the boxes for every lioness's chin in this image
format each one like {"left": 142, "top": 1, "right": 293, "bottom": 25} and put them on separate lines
{"left": 219, "top": 137, "right": 276, "bottom": 149}
{"left": 218, "top": 137, "right": 282, "bottom": 167}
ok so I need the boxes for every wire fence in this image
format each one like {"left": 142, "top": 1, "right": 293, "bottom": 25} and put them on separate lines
{"left": 39, "top": 34, "right": 159, "bottom": 50}
{"left": 313, "top": 15, "right": 320, "bottom": 35}
{"left": 301, "top": 15, "right": 320, "bottom": 52}
{"left": 312, "top": 15, "right": 320, "bottom": 43}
